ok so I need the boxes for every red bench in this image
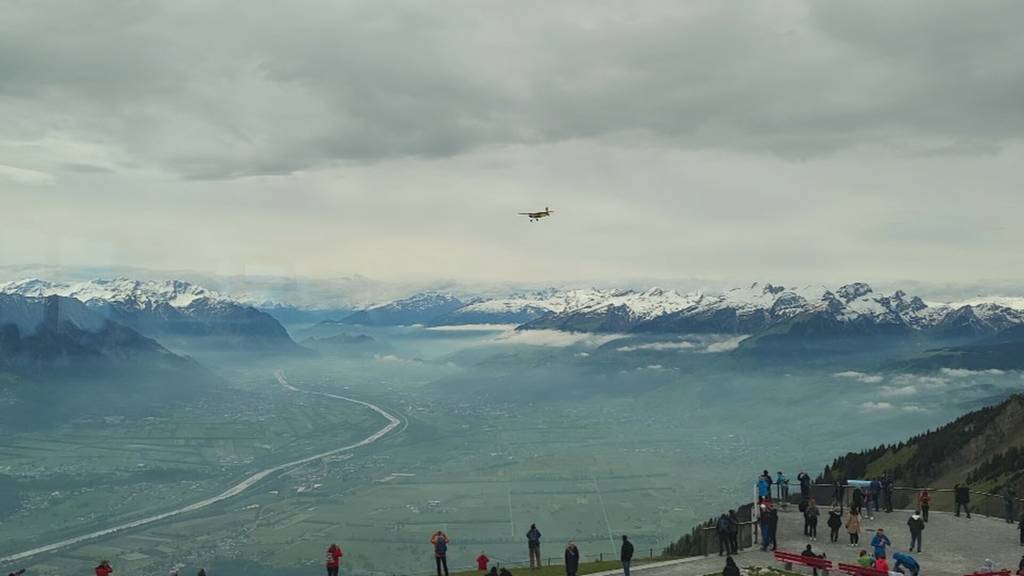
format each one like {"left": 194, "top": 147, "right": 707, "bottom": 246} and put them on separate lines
{"left": 964, "top": 571, "right": 1011, "bottom": 576}
{"left": 774, "top": 551, "right": 833, "bottom": 575}
{"left": 838, "top": 562, "right": 887, "bottom": 576}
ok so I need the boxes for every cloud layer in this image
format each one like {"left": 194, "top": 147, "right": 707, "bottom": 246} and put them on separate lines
{"left": 3, "top": 1, "right": 1023, "bottom": 282}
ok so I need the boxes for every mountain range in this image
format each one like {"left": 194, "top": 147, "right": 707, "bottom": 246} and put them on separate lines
{"left": 0, "top": 278, "right": 301, "bottom": 352}
{"left": 0, "top": 293, "right": 195, "bottom": 374}
{"left": 335, "top": 282, "right": 1024, "bottom": 340}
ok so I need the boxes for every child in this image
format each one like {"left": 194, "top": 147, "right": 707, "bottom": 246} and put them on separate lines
{"left": 857, "top": 550, "right": 873, "bottom": 569}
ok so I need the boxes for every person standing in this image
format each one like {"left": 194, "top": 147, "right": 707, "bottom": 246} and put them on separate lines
{"left": 797, "top": 471, "right": 812, "bottom": 501}
{"left": 620, "top": 535, "right": 634, "bottom": 576}
{"left": 918, "top": 489, "right": 932, "bottom": 522}
{"left": 893, "top": 552, "right": 920, "bottom": 576}
{"left": 565, "top": 542, "right": 580, "bottom": 576}
{"left": 727, "top": 509, "right": 740, "bottom": 555}
{"left": 759, "top": 504, "right": 771, "bottom": 551}
{"left": 1018, "top": 510, "right": 1024, "bottom": 546}
{"left": 716, "top": 513, "right": 732, "bottom": 556}
{"left": 883, "top": 475, "right": 895, "bottom": 513}
{"left": 432, "top": 530, "right": 451, "bottom": 576}
{"left": 827, "top": 506, "right": 843, "bottom": 543}
{"left": 846, "top": 510, "right": 861, "bottom": 546}
{"left": 832, "top": 479, "right": 845, "bottom": 512}
{"left": 95, "top": 561, "right": 114, "bottom": 576}
{"left": 767, "top": 506, "right": 780, "bottom": 551}
{"left": 955, "top": 483, "right": 972, "bottom": 518}
{"left": 871, "top": 528, "right": 891, "bottom": 559}
{"left": 907, "top": 511, "right": 925, "bottom": 553}
{"left": 326, "top": 543, "right": 344, "bottom": 576}
{"left": 869, "top": 478, "right": 882, "bottom": 515}
{"left": 851, "top": 487, "right": 864, "bottom": 516}
{"left": 806, "top": 498, "right": 820, "bottom": 541}
{"left": 758, "top": 475, "right": 771, "bottom": 503}
{"left": 527, "top": 524, "right": 543, "bottom": 569}
{"left": 477, "top": 552, "right": 491, "bottom": 572}
{"left": 778, "top": 471, "right": 789, "bottom": 501}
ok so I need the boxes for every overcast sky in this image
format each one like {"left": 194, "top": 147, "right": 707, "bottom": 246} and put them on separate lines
{"left": 2, "top": 1, "right": 1023, "bottom": 286}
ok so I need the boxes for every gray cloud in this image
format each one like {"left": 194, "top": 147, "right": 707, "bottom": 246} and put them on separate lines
{"left": 2, "top": 1, "right": 1023, "bottom": 179}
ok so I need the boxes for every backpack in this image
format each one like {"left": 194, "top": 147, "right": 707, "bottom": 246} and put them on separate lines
{"left": 435, "top": 537, "right": 448, "bottom": 554}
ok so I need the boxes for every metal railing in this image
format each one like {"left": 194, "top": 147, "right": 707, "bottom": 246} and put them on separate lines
{"left": 785, "top": 484, "right": 1021, "bottom": 521}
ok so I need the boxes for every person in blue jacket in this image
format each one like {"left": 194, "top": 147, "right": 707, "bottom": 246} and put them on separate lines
{"left": 871, "top": 528, "right": 891, "bottom": 559}
{"left": 893, "top": 552, "right": 920, "bottom": 576}
{"left": 758, "top": 476, "right": 771, "bottom": 502}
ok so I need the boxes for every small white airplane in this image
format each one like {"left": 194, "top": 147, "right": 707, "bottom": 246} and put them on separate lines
{"left": 518, "top": 207, "right": 554, "bottom": 222}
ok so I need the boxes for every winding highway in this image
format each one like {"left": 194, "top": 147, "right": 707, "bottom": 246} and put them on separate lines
{"left": 0, "top": 371, "right": 403, "bottom": 565}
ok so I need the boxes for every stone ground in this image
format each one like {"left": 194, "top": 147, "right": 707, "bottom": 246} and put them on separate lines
{"left": 592, "top": 508, "right": 1023, "bottom": 576}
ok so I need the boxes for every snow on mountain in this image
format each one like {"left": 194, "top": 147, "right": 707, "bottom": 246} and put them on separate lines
{"left": 0, "top": 278, "right": 300, "bottom": 350}
{"left": 340, "top": 292, "right": 467, "bottom": 326}
{"left": 0, "top": 277, "right": 222, "bottom": 309}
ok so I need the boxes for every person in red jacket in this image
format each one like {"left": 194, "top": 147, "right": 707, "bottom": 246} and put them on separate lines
{"left": 477, "top": 552, "right": 490, "bottom": 571}
{"left": 326, "top": 543, "right": 344, "bottom": 576}
{"left": 95, "top": 560, "right": 113, "bottom": 576}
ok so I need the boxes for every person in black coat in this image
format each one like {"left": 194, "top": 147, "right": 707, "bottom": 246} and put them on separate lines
{"left": 827, "top": 507, "right": 844, "bottom": 543}
{"left": 955, "top": 483, "right": 972, "bottom": 518}
{"left": 723, "top": 555, "right": 740, "bottom": 576}
{"left": 767, "top": 507, "right": 780, "bottom": 551}
{"left": 620, "top": 535, "right": 634, "bottom": 576}
{"left": 727, "top": 509, "right": 740, "bottom": 555}
{"left": 565, "top": 541, "right": 580, "bottom": 576}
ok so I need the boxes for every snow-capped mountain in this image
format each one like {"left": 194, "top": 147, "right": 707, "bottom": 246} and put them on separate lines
{"left": 521, "top": 282, "right": 1024, "bottom": 341}
{"left": 340, "top": 292, "right": 467, "bottom": 326}
{"left": 0, "top": 278, "right": 300, "bottom": 351}
{"left": 428, "top": 289, "right": 607, "bottom": 326}
{"left": 0, "top": 293, "right": 194, "bottom": 373}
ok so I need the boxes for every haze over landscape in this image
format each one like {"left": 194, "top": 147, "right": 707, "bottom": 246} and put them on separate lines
{"left": 3, "top": 2, "right": 1024, "bottom": 576}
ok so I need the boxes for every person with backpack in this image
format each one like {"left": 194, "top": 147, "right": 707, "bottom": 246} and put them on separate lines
{"left": 893, "top": 552, "right": 920, "bottom": 576}
{"left": 799, "top": 498, "right": 810, "bottom": 535}
{"left": 432, "top": 530, "right": 451, "bottom": 576}
{"left": 727, "top": 509, "right": 740, "bottom": 555}
{"left": 620, "top": 535, "right": 634, "bottom": 576}
{"left": 565, "top": 541, "right": 580, "bottom": 576}
{"left": 917, "top": 489, "right": 932, "bottom": 522}
{"left": 907, "top": 511, "right": 925, "bottom": 553}
{"left": 326, "top": 543, "right": 344, "bottom": 576}
{"left": 527, "top": 524, "right": 542, "bottom": 569}
{"left": 846, "top": 509, "right": 862, "bottom": 546}
{"left": 777, "top": 471, "right": 789, "bottom": 501}
{"left": 827, "top": 506, "right": 843, "bottom": 543}
{"left": 716, "top": 513, "right": 731, "bottom": 556}
{"left": 805, "top": 498, "right": 820, "bottom": 541}
{"left": 489, "top": 566, "right": 499, "bottom": 576}
{"left": 871, "top": 528, "right": 891, "bottom": 559}
{"left": 95, "top": 561, "right": 113, "bottom": 576}
{"left": 759, "top": 504, "right": 772, "bottom": 551}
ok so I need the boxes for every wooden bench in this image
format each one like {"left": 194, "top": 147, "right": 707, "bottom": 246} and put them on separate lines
{"left": 838, "top": 562, "right": 887, "bottom": 576}
{"left": 774, "top": 550, "right": 833, "bottom": 575}
{"left": 963, "top": 571, "right": 1011, "bottom": 576}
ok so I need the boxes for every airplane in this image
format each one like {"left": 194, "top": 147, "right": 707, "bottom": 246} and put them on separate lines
{"left": 519, "top": 207, "right": 554, "bottom": 222}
